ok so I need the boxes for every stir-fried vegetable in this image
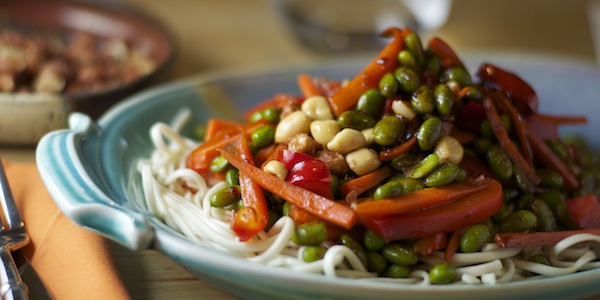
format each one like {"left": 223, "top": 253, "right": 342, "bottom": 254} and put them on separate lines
{"left": 184, "top": 27, "right": 600, "bottom": 282}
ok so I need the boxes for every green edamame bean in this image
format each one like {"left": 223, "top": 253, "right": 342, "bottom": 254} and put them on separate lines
{"left": 480, "top": 115, "right": 511, "bottom": 139}
{"left": 382, "top": 243, "right": 418, "bottom": 266}
{"left": 528, "top": 198, "right": 557, "bottom": 232}
{"left": 373, "top": 178, "right": 424, "bottom": 200}
{"left": 364, "top": 229, "right": 387, "bottom": 251}
{"left": 460, "top": 224, "right": 491, "bottom": 253}
{"left": 356, "top": 88, "right": 384, "bottom": 117}
{"left": 367, "top": 251, "right": 389, "bottom": 274}
{"left": 404, "top": 32, "right": 424, "bottom": 65}
{"left": 411, "top": 85, "right": 435, "bottom": 114}
{"left": 210, "top": 186, "right": 241, "bottom": 207}
{"left": 394, "top": 67, "right": 421, "bottom": 94}
{"left": 539, "top": 190, "right": 578, "bottom": 229}
{"left": 379, "top": 72, "right": 398, "bottom": 97}
{"left": 385, "top": 264, "right": 410, "bottom": 278}
{"left": 251, "top": 124, "right": 275, "bottom": 148}
{"left": 409, "top": 153, "right": 439, "bottom": 179}
{"left": 262, "top": 106, "right": 280, "bottom": 123}
{"left": 424, "top": 50, "right": 441, "bottom": 77}
{"left": 442, "top": 66, "right": 472, "bottom": 87}
{"left": 337, "top": 110, "right": 377, "bottom": 130}
{"left": 248, "top": 110, "right": 263, "bottom": 123}
{"left": 492, "top": 202, "right": 513, "bottom": 223}
{"left": 417, "top": 117, "right": 442, "bottom": 151}
{"left": 390, "top": 152, "right": 418, "bottom": 170}
{"left": 462, "top": 85, "right": 483, "bottom": 101}
{"left": 486, "top": 145, "right": 513, "bottom": 180}
{"left": 429, "top": 262, "right": 458, "bottom": 284}
{"left": 517, "top": 193, "right": 535, "bottom": 210}
{"left": 434, "top": 84, "right": 454, "bottom": 115}
{"left": 424, "top": 163, "right": 460, "bottom": 187}
{"left": 398, "top": 50, "right": 419, "bottom": 70}
{"left": 479, "top": 218, "right": 497, "bottom": 241}
{"left": 470, "top": 137, "right": 492, "bottom": 155}
{"left": 302, "top": 246, "right": 327, "bottom": 262}
{"left": 373, "top": 115, "right": 405, "bottom": 146}
{"left": 340, "top": 234, "right": 368, "bottom": 267}
{"left": 498, "top": 210, "right": 538, "bottom": 233}
{"left": 225, "top": 168, "right": 239, "bottom": 186}
{"left": 210, "top": 155, "right": 230, "bottom": 173}
{"left": 292, "top": 222, "right": 328, "bottom": 246}
{"left": 282, "top": 201, "right": 291, "bottom": 216}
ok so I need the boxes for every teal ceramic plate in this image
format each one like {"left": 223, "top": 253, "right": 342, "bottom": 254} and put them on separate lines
{"left": 36, "top": 54, "right": 600, "bottom": 300}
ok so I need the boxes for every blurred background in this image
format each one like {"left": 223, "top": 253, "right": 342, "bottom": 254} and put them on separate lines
{"left": 125, "top": 0, "right": 597, "bottom": 82}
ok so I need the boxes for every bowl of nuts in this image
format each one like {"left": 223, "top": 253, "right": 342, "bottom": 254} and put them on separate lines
{"left": 0, "top": 0, "right": 176, "bottom": 144}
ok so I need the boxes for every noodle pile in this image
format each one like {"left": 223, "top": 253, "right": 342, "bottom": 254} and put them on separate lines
{"left": 137, "top": 109, "right": 600, "bottom": 285}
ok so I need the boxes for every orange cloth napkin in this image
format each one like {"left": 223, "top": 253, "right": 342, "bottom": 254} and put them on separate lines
{"left": 3, "top": 161, "right": 130, "bottom": 300}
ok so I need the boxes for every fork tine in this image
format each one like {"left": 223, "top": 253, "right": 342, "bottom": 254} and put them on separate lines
{"left": 0, "top": 158, "right": 30, "bottom": 299}
{"left": 0, "top": 158, "right": 24, "bottom": 230}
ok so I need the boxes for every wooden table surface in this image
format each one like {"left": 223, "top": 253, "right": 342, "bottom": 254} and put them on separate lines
{"left": 1, "top": 0, "right": 598, "bottom": 299}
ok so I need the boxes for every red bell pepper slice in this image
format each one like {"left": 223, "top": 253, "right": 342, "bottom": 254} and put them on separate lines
{"left": 359, "top": 178, "right": 502, "bottom": 241}
{"left": 496, "top": 229, "right": 600, "bottom": 248}
{"left": 427, "top": 36, "right": 464, "bottom": 68}
{"left": 413, "top": 232, "right": 448, "bottom": 256}
{"left": 229, "top": 136, "right": 269, "bottom": 241}
{"left": 566, "top": 194, "right": 600, "bottom": 229}
{"left": 328, "top": 27, "right": 406, "bottom": 116}
{"left": 477, "top": 63, "right": 538, "bottom": 115}
{"left": 456, "top": 101, "right": 486, "bottom": 132}
{"left": 278, "top": 150, "right": 333, "bottom": 198}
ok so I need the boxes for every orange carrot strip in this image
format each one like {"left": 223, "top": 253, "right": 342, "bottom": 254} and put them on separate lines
{"left": 339, "top": 165, "right": 394, "bottom": 197}
{"left": 220, "top": 143, "right": 359, "bottom": 229}
{"left": 445, "top": 227, "right": 467, "bottom": 261}
{"left": 230, "top": 136, "right": 269, "bottom": 241}
{"left": 413, "top": 232, "right": 448, "bottom": 256}
{"left": 525, "top": 128, "right": 579, "bottom": 190}
{"left": 355, "top": 179, "right": 489, "bottom": 217}
{"left": 187, "top": 121, "right": 266, "bottom": 173}
{"left": 204, "top": 118, "right": 243, "bottom": 141}
{"left": 378, "top": 136, "right": 418, "bottom": 161}
{"left": 483, "top": 97, "right": 540, "bottom": 192}
{"left": 328, "top": 28, "right": 405, "bottom": 116}
{"left": 495, "top": 229, "right": 600, "bottom": 248}
{"left": 244, "top": 94, "right": 301, "bottom": 121}
{"left": 297, "top": 73, "right": 322, "bottom": 98}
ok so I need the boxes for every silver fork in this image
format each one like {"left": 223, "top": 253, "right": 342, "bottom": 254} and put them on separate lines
{"left": 0, "top": 158, "right": 30, "bottom": 299}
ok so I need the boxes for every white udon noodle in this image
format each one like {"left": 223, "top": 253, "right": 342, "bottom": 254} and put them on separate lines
{"left": 136, "top": 108, "right": 600, "bottom": 285}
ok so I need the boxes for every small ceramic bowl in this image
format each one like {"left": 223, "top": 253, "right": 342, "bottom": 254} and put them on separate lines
{"left": 36, "top": 54, "right": 600, "bottom": 299}
{"left": 0, "top": 0, "right": 176, "bottom": 145}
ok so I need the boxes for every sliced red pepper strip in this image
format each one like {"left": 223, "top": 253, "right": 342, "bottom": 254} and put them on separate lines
{"left": 528, "top": 113, "right": 587, "bottom": 125}
{"left": 355, "top": 179, "right": 489, "bottom": 217}
{"left": 359, "top": 178, "right": 502, "bottom": 241}
{"left": 230, "top": 136, "right": 269, "bottom": 241}
{"left": 477, "top": 63, "right": 538, "bottom": 115}
{"left": 496, "top": 229, "right": 600, "bottom": 248}
{"left": 339, "top": 165, "right": 394, "bottom": 197}
{"left": 204, "top": 118, "right": 243, "bottom": 141}
{"left": 220, "top": 143, "right": 359, "bottom": 229}
{"left": 445, "top": 227, "right": 467, "bottom": 262}
{"left": 413, "top": 232, "right": 448, "bottom": 256}
{"left": 378, "top": 136, "right": 417, "bottom": 161}
{"left": 566, "top": 194, "right": 600, "bottom": 229}
{"left": 427, "top": 36, "right": 464, "bottom": 68}
{"left": 483, "top": 97, "right": 540, "bottom": 192}
{"left": 328, "top": 27, "right": 404, "bottom": 116}
{"left": 525, "top": 127, "right": 579, "bottom": 190}
{"left": 493, "top": 90, "right": 534, "bottom": 166}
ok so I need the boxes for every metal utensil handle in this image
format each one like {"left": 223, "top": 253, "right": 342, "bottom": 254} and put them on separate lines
{"left": 0, "top": 245, "right": 28, "bottom": 300}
